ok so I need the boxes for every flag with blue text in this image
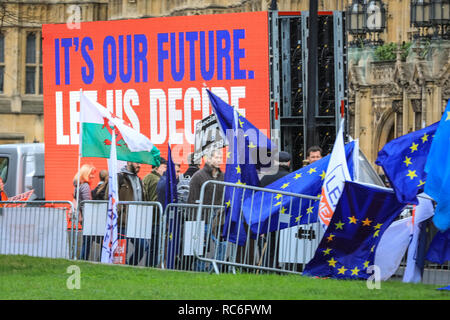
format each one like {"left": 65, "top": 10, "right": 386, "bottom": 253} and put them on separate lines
{"left": 303, "top": 181, "right": 405, "bottom": 280}
{"left": 242, "top": 142, "right": 356, "bottom": 236}
{"left": 101, "top": 127, "right": 119, "bottom": 264}
{"left": 207, "top": 89, "right": 273, "bottom": 245}
{"left": 375, "top": 121, "right": 439, "bottom": 205}
{"left": 318, "top": 119, "right": 352, "bottom": 230}
{"left": 424, "top": 99, "right": 450, "bottom": 231}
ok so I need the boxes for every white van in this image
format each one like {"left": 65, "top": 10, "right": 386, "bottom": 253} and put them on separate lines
{"left": 0, "top": 143, "right": 44, "bottom": 200}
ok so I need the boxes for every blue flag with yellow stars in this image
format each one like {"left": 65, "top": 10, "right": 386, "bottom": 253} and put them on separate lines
{"left": 425, "top": 99, "right": 450, "bottom": 232}
{"left": 242, "top": 141, "right": 355, "bottom": 235}
{"left": 207, "top": 89, "right": 273, "bottom": 246}
{"left": 375, "top": 121, "right": 439, "bottom": 205}
{"left": 166, "top": 145, "right": 180, "bottom": 269}
{"left": 303, "top": 181, "right": 405, "bottom": 280}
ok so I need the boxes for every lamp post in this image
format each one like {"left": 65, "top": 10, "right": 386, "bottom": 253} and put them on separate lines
{"left": 411, "top": 0, "right": 432, "bottom": 39}
{"left": 430, "top": 0, "right": 450, "bottom": 39}
{"left": 347, "top": 0, "right": 386, "bottom": 46}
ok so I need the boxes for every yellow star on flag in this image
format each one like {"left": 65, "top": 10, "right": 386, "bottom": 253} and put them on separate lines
{"left": 421, "top": 133, "right": 429, "bottom": 143}
{"left": 306, "top": 206, "right": 314, "bottom": 214}
{"left": 362, "top": 218, "right": 372, "bottom": 226}
{"left": 363, "top": 261, "right": 370, "bottom": 269}
{"left": 226, "top": 151, "right": 231, "bottom": 159}
{"left": 409, "top": 142, "right": 418, "bottom": 153}
{"left": 403, "top": 156, "right": 412, "bottom": 167}
{"left": 337, "top": 266, "right": 347, "bottom": 275}
{"left": 373, "top": 230, "right": 380, "bottom": 238}
{"left": 323, "top": 248, "right": 332, "bottom": 256}
{"left": 225, "top": 200, "right": 231, "bottom": 208}
{"left": 275, "top": 194, "right": 282, "bottom": 200}
{"left": 279, "top": 206, "right": 287, "bottom": 214}
{"left": 351, "top": 266, "right": 360, "bottom": 276}
{"left": 281, "top": 182, "right": 289, "bottom": 189}
{"left": 406, "top": 170, "right": 418, "bottom": 180}
{"left": 335, "top": 221, "right": 345, "bottom": 230}
{"left": 446, "top": 111, "right": 450, "bottom": 121}
{"left": 417, "top": 180, "right": 425, "bottom": 187}
{"left": 348, "top": 216, "right": 358, "bottom": 224}
{"left": 327, "top": 234, "right": 335, "bottom": 242}
{"left": 238, "top": 119, "right": 244, "bottom": 128}
{"left": 308, "top": 167, "right": 317, "bottom": 175}
{"left": 274, "top": 201, "right": 282, "bottom": 207}
{"left": 294, "top": 173, "right": 302, "bottom": 179}
{"left": 248, "top": 142, "right": 257, "bottom": 149}
{"left": 374, "top": 223, "right": 383, "bottom": 230}
{"left": 320, "top": 171, "right": 326, "bottom": 180}
{"left": 169, "top": 233, "right": 173, "bottom": 241}
{"left": 327, "top": 257, "right": 337, "bottom": 267}
{"left": 235, "top": 165, "right": 241, "bottom": 174}
{"left": 295, "top": 215, "right": 302, "bottom": 222}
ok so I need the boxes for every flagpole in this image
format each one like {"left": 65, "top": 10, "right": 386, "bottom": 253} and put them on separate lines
{"left": 74, "top": 89, "right": 83, "bottom": 260}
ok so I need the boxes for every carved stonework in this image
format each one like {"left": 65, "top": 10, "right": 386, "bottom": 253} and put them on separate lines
{"left": 392, "top": 100, "right": 403, "bottom": 113}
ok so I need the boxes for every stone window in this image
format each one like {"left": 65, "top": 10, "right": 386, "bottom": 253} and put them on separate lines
{"left": 25, "top": 31, "right": 42, "bottom": 95}
{"left": 0, "top": 33, "right": 4, "bottom": 93}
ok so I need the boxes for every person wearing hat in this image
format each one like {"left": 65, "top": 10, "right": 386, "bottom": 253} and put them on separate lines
{"left": 143, "top": 157, "right": 167, "bottom": 202}
{"left": 260, "top": 151, "right": 292, "bottom": 187}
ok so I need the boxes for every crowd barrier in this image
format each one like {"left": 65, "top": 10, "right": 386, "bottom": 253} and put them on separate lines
{"left": 0, "top": 201, "right": 74, "bottom": 259}
{"left": 0, "top": 185, "right": 448, "bottom": 286}
{"left": 191, "top": 180, "right": 324, "bottom": 275}
{"left": 74, "top": 200, "right": 164, "bottom": 267}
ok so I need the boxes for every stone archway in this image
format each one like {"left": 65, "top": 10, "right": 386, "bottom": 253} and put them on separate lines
{"left": 375, "top": 108, "right": 396, "bottom": 162}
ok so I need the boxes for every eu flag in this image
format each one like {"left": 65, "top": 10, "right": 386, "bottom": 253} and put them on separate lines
{"left": 425, "top": 229, "right": 450, "bottom": 265}
{"left": 207, "top": 90, "right": 273, "bottom": 245}
{"left": 303, "top": 181, "right": 405, "bottom": 279}
{"left": 375, "top": 122, "right": 439, "bottom": 205}
{"left": 242, "top": 142, "right": 356, "bottom": 235}
{"left": 166, "top": 145, "right": 180, "bottom": 269}
{"left": 425, "top": 99, "right": 450, "bottom": 232}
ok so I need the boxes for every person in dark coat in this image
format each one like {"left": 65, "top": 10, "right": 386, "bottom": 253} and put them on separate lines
{"left": 91, "top": 169, "right": 108, "bottom": 200}
{"left": 183, "top": 153, "right": 200, "bottom": 178}
{"left": 260, "top": 151, "right": 292, "bottom": 187}
{"left": 259, "top": 151, "right": 292, "bottom": 269}
{"left": 187, "top": 150, "right": 224, "bottom": 209}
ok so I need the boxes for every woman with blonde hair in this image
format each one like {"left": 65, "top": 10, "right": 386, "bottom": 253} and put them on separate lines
{"left": 73, "top": 163, "right": 96, "bottom": 260}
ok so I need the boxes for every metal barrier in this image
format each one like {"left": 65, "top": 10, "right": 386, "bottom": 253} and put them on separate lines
{"left": 0, "top": 200, "right": 74, "bottom": 259}
{"left": 160, "top": 203, "right": 225, "bottom": 272}
{"left": 75, "top": 200, "right": 164, "bottom": 267}
{"left": 192, "top": 180, "right": 323, "bottom": 275}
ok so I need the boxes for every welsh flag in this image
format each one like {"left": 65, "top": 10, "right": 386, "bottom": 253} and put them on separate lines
{"left": 80, "top": 93, "right": 160, "bottom": 166}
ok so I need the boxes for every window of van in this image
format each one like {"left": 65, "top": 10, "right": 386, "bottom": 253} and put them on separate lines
{"left": 0, "top": 157, "right": 8, "bottom": 182}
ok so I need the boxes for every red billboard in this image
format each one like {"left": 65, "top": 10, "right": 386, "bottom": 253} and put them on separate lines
{"left": 42, "top": 11, "right": 270, "bottom": 200}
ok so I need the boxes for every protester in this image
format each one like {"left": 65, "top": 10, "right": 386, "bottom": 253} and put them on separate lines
{"left": 260, "top": 151, "right": 292, "bottom": 187}
{"left": 157, "top": 163, "right": 181, "bottom": 207}
{"left": 0, "top": 177, "right": 6, "bottom": 200}
{"left": 73, "top": 164, "right": 96, "bottom": 260}
{"left": 91, "top": 169, "right": 108, "bottom": 200}
{"left": 187, "top": 149, "right": 224, "bottom": 206}
{"left": 305, "top": 145, "right": 323, "bottom": 166}
{"left": 183, "top": 152, "right": 200, "bottom": 178}
{"left": 143, "top": 157, "right": 167, "bottom": 202}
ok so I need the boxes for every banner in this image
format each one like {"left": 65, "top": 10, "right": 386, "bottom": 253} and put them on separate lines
{"left": 42, "top": 12, "right": 271, "bottom": 200}
{"left": 193, "top": 114, "right": 227, "bottom": 164}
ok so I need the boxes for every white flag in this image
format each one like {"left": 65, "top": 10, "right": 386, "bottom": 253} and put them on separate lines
{"left": 403, "top": 196, "right": 434, "bottom": 283}
{"left": 101, "top": 127, "right": 119, "bottom": 264}
{"left": 318, "top": 119, "right": 352, "bottom": 230}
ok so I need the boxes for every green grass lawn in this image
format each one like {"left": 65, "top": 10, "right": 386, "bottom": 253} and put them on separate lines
{"left": 0, "top": 255, "right": 448, "bottom": 300}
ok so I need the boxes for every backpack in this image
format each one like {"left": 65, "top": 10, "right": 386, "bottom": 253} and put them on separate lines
{"left": 176, "top": 174, "right": 191, "bottom": 203}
